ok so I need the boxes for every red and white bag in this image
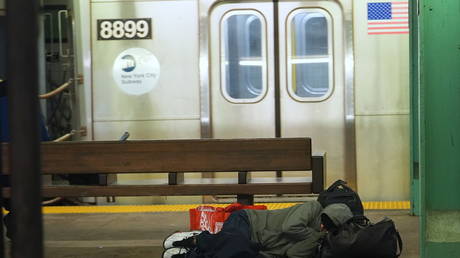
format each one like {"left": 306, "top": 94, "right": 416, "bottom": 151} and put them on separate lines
{"left": 189, "top": 203, "right": 267, "bottom": 234}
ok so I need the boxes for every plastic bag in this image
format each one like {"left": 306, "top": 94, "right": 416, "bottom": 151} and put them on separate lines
{"left": 189, "top": 203, "right": 267, "bottom": 233}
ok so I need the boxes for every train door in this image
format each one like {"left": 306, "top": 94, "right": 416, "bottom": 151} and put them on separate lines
{"left": 210, "top": 3, "right": 276, "bottom": 139}
{"left": 209, "top": 1, "right": 355, "bottom": 186}
{"left": 278, "top": 2, "right": 353, "bottom": 186}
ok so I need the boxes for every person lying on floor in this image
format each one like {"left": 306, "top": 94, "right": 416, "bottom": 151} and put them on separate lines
{"left": 162, "top": 201, "right": 353, "bottom": 258}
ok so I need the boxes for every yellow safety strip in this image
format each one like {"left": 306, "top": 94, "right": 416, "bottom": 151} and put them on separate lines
{"left": 41, "top": 201, "right": 410, "bottom": 214}
{"left": 363, "top": 201, "right": 410, "bottom": 210}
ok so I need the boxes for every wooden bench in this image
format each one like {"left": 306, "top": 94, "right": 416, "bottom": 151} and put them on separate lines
{"left": 1, "top": 138, "right": 325, "bottom": 205}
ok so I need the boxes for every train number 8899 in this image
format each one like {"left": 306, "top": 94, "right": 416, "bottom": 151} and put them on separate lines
{"left": 97, "top": 18, "right": 152, "bottom": 40}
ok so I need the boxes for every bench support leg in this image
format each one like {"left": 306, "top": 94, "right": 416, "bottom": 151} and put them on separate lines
{"left": 168, "top": 172, "right": 184, "bottom": 185}
{"left": 312, "top": 153, "right": 326, "bottom": 194}
{"left": 237, "top": 171, "right": 254, "bottom": 205}
{"left": 237, "top": 195, "right": 254, "bottom": 206}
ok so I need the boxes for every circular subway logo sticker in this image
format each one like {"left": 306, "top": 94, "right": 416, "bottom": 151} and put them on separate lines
{"left": 112, "top": 48, "right": 160, "bottom": 95}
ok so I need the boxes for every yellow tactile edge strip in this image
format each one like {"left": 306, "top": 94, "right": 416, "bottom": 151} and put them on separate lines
{"left": 40, "top": 201, "right": 410, "bottom": 214}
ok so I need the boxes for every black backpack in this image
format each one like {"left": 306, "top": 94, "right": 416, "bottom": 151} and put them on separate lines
{"left": 317, "top": 180, "right": 364, "bottom": 216}
{"left": 318, "top": 216, "right": 403, "bottom": 258}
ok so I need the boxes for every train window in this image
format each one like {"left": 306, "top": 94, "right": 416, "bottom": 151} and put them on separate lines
{"left": 287, "top": 9, "right": 333, "bottom": 101}
{"left": 221, "top": 11, "right": 267, "bottom": 103}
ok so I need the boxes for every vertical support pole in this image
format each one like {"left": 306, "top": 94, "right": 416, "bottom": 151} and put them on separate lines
{"left": 312, "top": 153, "right": 326, "bottom": 194}
{"left": 6, "top": 0, "right": 44, "bottom": 257}
{"left": 0, "top": 11, "right": 7, "bottom": 258}
{"left": 409, "top": 0, "right": 421, "bottom": 216}
{"left": 237, "top": 171, "right": 253, "bottom": 205}
{"left": 0, "top": 117, "right": 4, "bottom": 258}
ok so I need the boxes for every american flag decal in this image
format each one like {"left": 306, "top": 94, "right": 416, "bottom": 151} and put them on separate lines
{"left": 367, "top": 1, "right": 409, "bottom": 35}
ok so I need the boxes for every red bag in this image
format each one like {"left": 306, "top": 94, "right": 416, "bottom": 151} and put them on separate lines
{"left": 223, "top": 203, "right": 267, "bottom": 213}
{"left": 189, "top": 203, "right": 267, "bottom": 233}
{"left": 189, "top": 206, "right": 225, "bottom": 234}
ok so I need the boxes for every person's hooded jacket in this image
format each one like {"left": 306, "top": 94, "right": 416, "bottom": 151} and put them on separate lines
{"left": 244, "top": 201, "right": 353, "bottom": 258}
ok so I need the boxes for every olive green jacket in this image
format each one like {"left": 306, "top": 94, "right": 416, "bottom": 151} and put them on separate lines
{"left": 244, "top": 201, "right": 353, "bottom": 258}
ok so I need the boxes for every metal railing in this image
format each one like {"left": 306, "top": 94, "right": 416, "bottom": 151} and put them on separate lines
{"left": 38, "top": 78, "right": 73, "bottom": 99}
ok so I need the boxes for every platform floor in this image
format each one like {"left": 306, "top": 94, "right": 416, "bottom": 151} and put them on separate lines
{"left": 3, "top": 209, "right": 420, "bottom": 258}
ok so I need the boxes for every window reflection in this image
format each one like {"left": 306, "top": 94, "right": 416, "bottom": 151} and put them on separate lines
{"left": 290, "top": 11, "right": 331, "bottom": 99}
{"left": 222, "top": 13, "right": 265, "bottom": 101}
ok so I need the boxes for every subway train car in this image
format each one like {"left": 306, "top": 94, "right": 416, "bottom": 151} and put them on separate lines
{"left": 0, "top": 0, "right": 409, "bottom": 204}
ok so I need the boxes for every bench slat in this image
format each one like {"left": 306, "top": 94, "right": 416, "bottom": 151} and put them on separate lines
{"left": 1, "top": 138, "right": 312, "bottom": 174}
{"left": 2, "top": 183, "right": 312, "bottom": 198}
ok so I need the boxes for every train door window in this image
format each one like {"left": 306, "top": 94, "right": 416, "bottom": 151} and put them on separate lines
{"left": 221, "top": 11, "right": 267, "bottom": 103}
{"left": 287, "top": 9, "right": 333, "bottom": 101}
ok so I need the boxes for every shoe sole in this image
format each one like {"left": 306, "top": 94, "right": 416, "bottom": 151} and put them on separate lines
{"left": 161, "top": 248, "right": 173, "bottom": 258}
{"left": 163, "top": 231, "right": 181, "bottom": 249}
{"left": 162, "top": 247, "right": 187, "bottom": 258}
{"left": 161, "top": 248, "right": 167, "bottom": 258}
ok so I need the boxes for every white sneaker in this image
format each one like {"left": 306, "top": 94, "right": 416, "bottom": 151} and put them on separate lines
{"left": 163, "top": 231, "right": 201, "bottom": 249}
{"left": 162, "top": 247, "right": 188, "bottom": 258}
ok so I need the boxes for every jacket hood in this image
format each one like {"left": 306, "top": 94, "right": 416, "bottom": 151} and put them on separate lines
{"left": 321, "top": 203, "right": 353, "bottom": 228}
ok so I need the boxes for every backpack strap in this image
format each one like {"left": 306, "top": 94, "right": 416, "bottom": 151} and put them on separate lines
{"left": 326, "top": 180, "right": 348, "bottom": 192}
{"left": 346, "top": 215, "right": 370, "bottom": 226}
{"left": 395, "top": 230, "right": 403, "bottom": 257}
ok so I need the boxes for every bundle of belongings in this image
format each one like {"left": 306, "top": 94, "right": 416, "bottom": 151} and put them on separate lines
{"left": 162, "top": 180, "right": 403, "bottom": 258}
{"left": 316, "top": 180, "right": 403, "bottom": 258}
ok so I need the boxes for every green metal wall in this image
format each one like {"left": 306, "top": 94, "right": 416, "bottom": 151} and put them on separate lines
{"left": 418, "top": 0, "right": 460, "bottom": 256}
